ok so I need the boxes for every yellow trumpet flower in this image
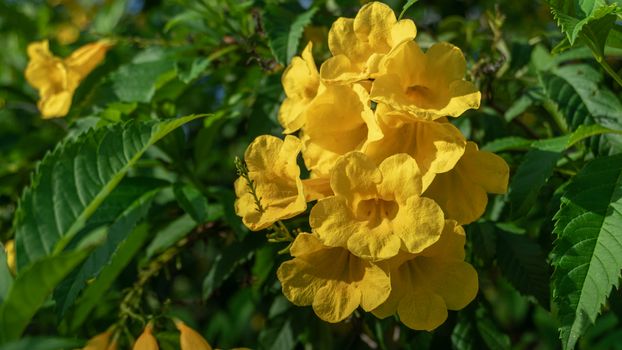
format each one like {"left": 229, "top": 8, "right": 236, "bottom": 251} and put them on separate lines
{"left": 24, "top": 39, "right": 112, "bottom": 118}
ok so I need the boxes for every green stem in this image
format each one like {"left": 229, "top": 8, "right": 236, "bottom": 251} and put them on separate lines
{"left": 597, "top": 57, "right": 622, "bottom": 88}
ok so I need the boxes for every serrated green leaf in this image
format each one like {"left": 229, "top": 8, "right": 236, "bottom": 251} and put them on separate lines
{"left": 549, "top": 0, "right": 618, "bottom": 46}
{"left": 496, "top": 230, "right": 550, "bottom": 306}
{"left": 0, "top": 249, "right": 91, "bottom": 343}
{"left": 538, "top": 65, "right": 622, "bottom": 152}
{"left": 0, "top": 337, "right": 83, "bottom": 350}
{"left": 54, "top": 185, "right": 161, "bottom": 317}
{"left": 14, "top": 115, "right": 204, "bottom": 270}
{"left": 66, "top": 223, "right": 150, "bottom": 332}
{"left": 263, "top": 5, "right": 317, "bottom": 65}
{"left": 552, "top": 154, "right": 622, "bottom": 350}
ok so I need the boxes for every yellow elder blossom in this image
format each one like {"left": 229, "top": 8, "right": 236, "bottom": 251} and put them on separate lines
{"left": 424, "top": 142, "right": 509, "bottom": 225}
{"left": 365, "top": 104, "right": 466, "bottom": 189}
{"left": 277, "top": 232, "right": 391, "bottom": 323}
{"left": 175, "top": 320, "right": 213, "bottom": 350}
{"left": 278, "top": 42, "right": 321, "bottom": 133}
{"left": 133, "top": 324, "right": 158, "bottom": 350}
{"left": 234, "top": 135, "right": 306, "bottom": 230}
{"left": 82, "top": 331, "right": 117, "bottom": 350}
{"left": 373, "top": 220, "right": 478, "bottom": 331}
{"left": 370, "top": 41, "right": 480, "bottom": 120}
{"left": 25, "top": 39, "right": 112, "bottom": 118}
{"left": 301, "top": 83, "right": 382, "bottom": 177}
{"left": 310, "top": 152, "right": 444, "bottom": 261}
{"left": 321, "top": 2, "right": 417, "bottom": 84}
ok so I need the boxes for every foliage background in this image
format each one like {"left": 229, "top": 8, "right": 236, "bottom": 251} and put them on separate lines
{"left": 0, "top": 0, "right": 622, "bottom": 349}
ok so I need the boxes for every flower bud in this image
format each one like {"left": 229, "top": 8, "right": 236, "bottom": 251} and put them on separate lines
{"left": 82, "top": 331, "right": 117, "bottom": 350}
{"left": 175, "top": 320, "right": 212, "bottom": 350}
{"left": 133, "top": 323, "right": 158, "bottom": 350}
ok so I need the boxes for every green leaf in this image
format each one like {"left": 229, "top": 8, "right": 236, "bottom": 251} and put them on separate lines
{"left": 54, "top": 186, "right": 161, "bottom": 316}
{"left": 538, "top": 65, "right": 622, "bottom": 151}
{"left": 144, "top": 214, "right": 197, "bottom": 260}
{"left": 263, "top": 5, "right": 317, "bottom": 65}
{"left": 0, "top": 249, "right": 91, "bottom": 343}
{"left": 0, "top": 245, "right": 12, "bottom": 304}
{"left": 202, "top": 234, "right": 263, "bottom": 300}
{"left": 452, "top": 306, "right": 511, "bottom": 350}
{"left": 66, "top": 223, "right": 151, "bottom": 332}
{"left": 174, "top": 183, "right": 209, "bottom": 223}
{"left": 399, "top": 0, "right": 420, "bottom": 20}
{"left": 0, "top": 337, "right": 83, "bottom": 350}
{"left": 451, "top": 314, "right": 478, "bottom": 350}
{"left": 482, "top": 136, "right": 532, "bottom": 153}
{"left": 549, "top": 0, "right": 619, "bottom": 49}
{"left": 508, "top": 149, "right": 562, "bottom": 217}
{"left": 476, "top": 315, "right": 511, "bottom": 350}
{"left": 14, "top": 115, "right": 204, "bottom": 269}
{"left": 532, "top": 124, "right": 622, "bottom": 152}
{"left": 552, "top": 154, "right": 622, "bottom": 350}
{"left": 111, "top": 59, "right": 177, "bottom": 103}
{"left": 504, "top": 89, "right": 543, "bottom": 122}
{"left": 92, "top": 0, "right": 126, "bottom": 35}
{"left": 496, "top": 230, "right": 550, "bottom": 306}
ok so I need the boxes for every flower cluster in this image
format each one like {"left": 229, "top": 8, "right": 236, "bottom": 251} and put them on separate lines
{"left": 234, "top": 2, "right": 509, "bottom": 331}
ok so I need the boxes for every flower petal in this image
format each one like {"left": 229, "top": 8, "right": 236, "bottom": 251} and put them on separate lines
{"left": 392, "top": 196, "right": 444, "bottom": 254}
{"left": 459, "top": 142, "right": 509, "bottom": 194}
{"left": 377, "top": 153, "right": 422, "bottom": 201}
{"left": 416, "top": 258, "right": 478, "bottom": 310}
{"left": 329, "top": 152, "right": 382, "bottom": 202}
{"left": 310, "top": 196, "right": 363, "bottom": 249}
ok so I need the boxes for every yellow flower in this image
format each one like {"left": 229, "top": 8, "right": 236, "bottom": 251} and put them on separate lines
{"left": 175, "top": 320, "right": 213, "bottom": 350}
{"left": 372, "top": 220, "right": 478, "bottom": 331}
{"left": 133, "top": 323, "right": 158, "bottom": 350}
{"left": 424, "top": 142, "right": 509, "bottom": 225}
{"left": 320, "top": 1, "right": 417, "bottom": 84}
{"left": 25, "top": 39, "right": 112, "bottom": 118}
{"left": 310, "top": 152, "right": 445, "bottom": 261}
{"left": 301, "top": 84, "right": 382, "bottom": 177}
{"left": 234, "top": 135, "right": 306, "bottom": 231}
{"left": 55, "top": 23, "right": 80, "bottom": 45}
{"left": 278, "top": 42, "right": 321, "bottom": 133}
{"left": 82, "top": 331, "right": 117, "bottom": 350}
{"left": 4, "top": 240, "right": 15, "bottom": 275}
{"left": 277, "top": 233, "right": 391, "bottom": 323}
{"left": 370, "top": 41, "right": 480, "bottom": 120}
{"left": 365, "top": 104, "right": 467, "bottom": 189}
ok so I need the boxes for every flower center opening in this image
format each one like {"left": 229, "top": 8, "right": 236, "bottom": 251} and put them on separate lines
{"left": 356, "top": 198, "right": 398, "bottom": 224}
{"left": 406, "top": 84, "right": 431, "bottom": 100}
